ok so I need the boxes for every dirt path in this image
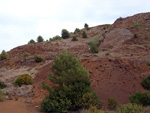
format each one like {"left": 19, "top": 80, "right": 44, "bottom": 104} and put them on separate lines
{"left": 0, "top": 100, "right": 43, "bottom": 113}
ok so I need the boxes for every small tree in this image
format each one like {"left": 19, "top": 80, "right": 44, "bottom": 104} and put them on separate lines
{"left": 0, "top": 50, "right": 9, "bottom": 60}
{"left": 84, "top": 23, "right": 89, "bottom": 29}
{"left": 61, "top": 29, "right": 70, "bottom": 39}
{"left": 37, "top": 35, "right": 44, "bottom": 43}
{"left": 28, "top": 39, "right": 36, "bottom": 44}
{"left": 82, "top": 31, "right": 87, "bottom": 38}
{"left": 41, "top": 51, "right": 102, "bottom": 112}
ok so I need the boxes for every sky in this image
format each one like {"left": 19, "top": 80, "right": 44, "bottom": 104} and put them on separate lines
{"left": 0, "top": 0, "right": 149, "bottom": 52}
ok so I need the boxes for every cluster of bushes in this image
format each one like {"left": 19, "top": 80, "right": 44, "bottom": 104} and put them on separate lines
{"left": 0, "top": 50, "right": 9, "bottom": 60}
{"left": 86, "top": 37, "right": 100, "bottom": 53}
{"left": 49, "top": 35, "right": 62, "bottom": 42}
{"left": 41, "top": 51, "right": 102, "bottom": 113}
{"left": 28, "top": 35, "right": 44, "bottom": 44}
{"left": 129, "top": 91, "right": 150, "bottom": 106}
{"left": 14, "top": 74, "right": 33, "bottom": 87}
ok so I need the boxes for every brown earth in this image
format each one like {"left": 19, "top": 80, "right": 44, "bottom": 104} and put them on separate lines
{"left": 1, "top": 12, "right": 150, "bottom": 112}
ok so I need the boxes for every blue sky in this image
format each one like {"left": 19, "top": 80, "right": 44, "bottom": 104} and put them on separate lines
{"left": 0, "top": 0, "right": 149, "bottom": 52}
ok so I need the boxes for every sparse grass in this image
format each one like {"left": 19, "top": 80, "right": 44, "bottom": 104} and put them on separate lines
{"left": 86, "top": 37, "right": 100, "bottom": 46}
{"left": 0, "top": 89, "right": 5, "bottom": 101}
{"left": 130, "top": 23, "right": 144, "bottom": 28}
{"left": 140, "top": 41, "right": 150, "bottom": 45}
{"left": 105, "top": 52, "right": 110, "bottom": 56}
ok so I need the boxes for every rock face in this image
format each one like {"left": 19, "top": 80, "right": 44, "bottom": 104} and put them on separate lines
{"left": 2, "top": 85, "right": 33, "bottom": 97}
{"left": 112, "top": 12, "right": 150, "bottom": 28}
{"left": 101, "top": 28, "right": 132, "bottom": 48}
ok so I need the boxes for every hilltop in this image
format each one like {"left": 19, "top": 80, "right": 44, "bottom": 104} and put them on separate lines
{"left": 0, "top": 12, "right": 150, "bottom": 112}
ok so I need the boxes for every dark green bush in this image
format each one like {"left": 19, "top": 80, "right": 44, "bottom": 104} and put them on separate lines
{"left": 49, "top": 35, "right": 62, "bottom": 42}
{"left": 134, "top": 34, "right": 138, "bottom": 38}
{"left": 82, "top": 31, "right": 87, "bottom": 38}
{"left": 129, "top": 91, "right": 150, "bottom": 106}
{"left": 34, "top": 55, "right": 43, "bottom": 62}
{"left": 0, "top": 50, "right": 9, "bottom": 60}
{"left": 117, "top": 103, "right": 144, "bottom": 113}
{"left": 84, "top": 23, "right": 89, "bottom": 30}
{"left": 142, "top": 75, "right": 150, "bottom": 90}
{"left": 37, "top": 35, "right": 44, "bottom": 43}
{"left": 61, "top": 29, "right": 70, "bottom": 39}
{"left": 41, "top": 51, "right": 102, "bottom": 112}
{"left": 72, "top": 36, "right": 78, "bottom": 41}
{"left": 90, "top": 45, "right": 99, "bottom": 53}
{"left": 107, "top": 98, "right": 118, "bottom": 110}
{"left": 0, "top": 82, "right": 7, "bottom": 89}
{"left": 28, "top": 39, "right": 36, "bottom": 44}
{"left": 14, "top": 74, "right": 33, "bottom": 87}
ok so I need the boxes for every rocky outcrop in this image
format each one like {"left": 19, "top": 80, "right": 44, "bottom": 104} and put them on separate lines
{"left": 112, "top": 12, "right": 150, "bottom": 28}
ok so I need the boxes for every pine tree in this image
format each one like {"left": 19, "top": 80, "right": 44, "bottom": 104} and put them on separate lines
{"left": 41, "top": 51, "right": 102, "bottom": 112}
{"left": 0, "top": 50, "right": 9, "bottom": 60}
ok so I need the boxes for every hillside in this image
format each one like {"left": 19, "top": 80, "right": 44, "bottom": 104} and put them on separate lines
{"left": 0, "top": 12, "right": 150, "bottom": 112}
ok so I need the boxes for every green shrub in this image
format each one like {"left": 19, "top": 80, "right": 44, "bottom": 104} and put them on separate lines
{"left": 22, "top": 52, "right": 30, "bottom": 57}
{"left": 37, "top": 35, "right": 44, "bottom": 43}
{"left": 0, "top": 82, "right": 7, "bottom": 89}
{"left": 88, "top": 106, "right": 104, "bottom": 113}
{"left": 140, "top": 41, "right": 150, "bottom": 45}
{"left": 61, "top": 29, "right": 70, "bottom": 39}
{"left": 49, "top": 35, "right": 62, "bottom": 42}
{"left": 74, "top": 28, "right": 80, "bottom": 34}
{"left": 72, "top": 36, "right": 78, "bottom": 41}
{"left": 41, "top": 51, "right": 102, "bottom": 112}
{"left": 82, "top": 31, "right": 87, "bottom": 38}
{"left": 117, "top": 103, "right": 144, "bottom": 113}
{"left": 129, "top": 91, "right": 150, "bottom": 106}
{"left": 0, "top": 50, "right": 9, "bottom": 60}
{"left": 14, "top": 74, "right": 33, "bottom": 87}
{"left": 90, "top": 45, "right": 99, "bottom": 53}
{"left": 28, "top": 39, "right": 36, "bottom": 44}
{"left": 130, "top": 23, "right": 143, "bottom": 28}
{"left": 34, "top": 55, "right": 43, "bottom": 62}
{"left": 78, "top": 93, "right": 103, "bottom": 109}
{"left": 134, "top": 34, "right": 138, "bottom": 38}
{"left": 107, "top": 98, "right": 118, "bottom": 110}
{"left": 84, "top": 23, "right": 89, "bottom": 30}
{"left": 147, "top": 63, "right": 150, "bottom": 66}
{"left": 0, "top": 89, "right": 5, "bottom": 101}
{"left": 142, "top": 75, "right": 150, "bottom": 90}
{"left": 86, "top": 37, "right": 100, "bottom": 46}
